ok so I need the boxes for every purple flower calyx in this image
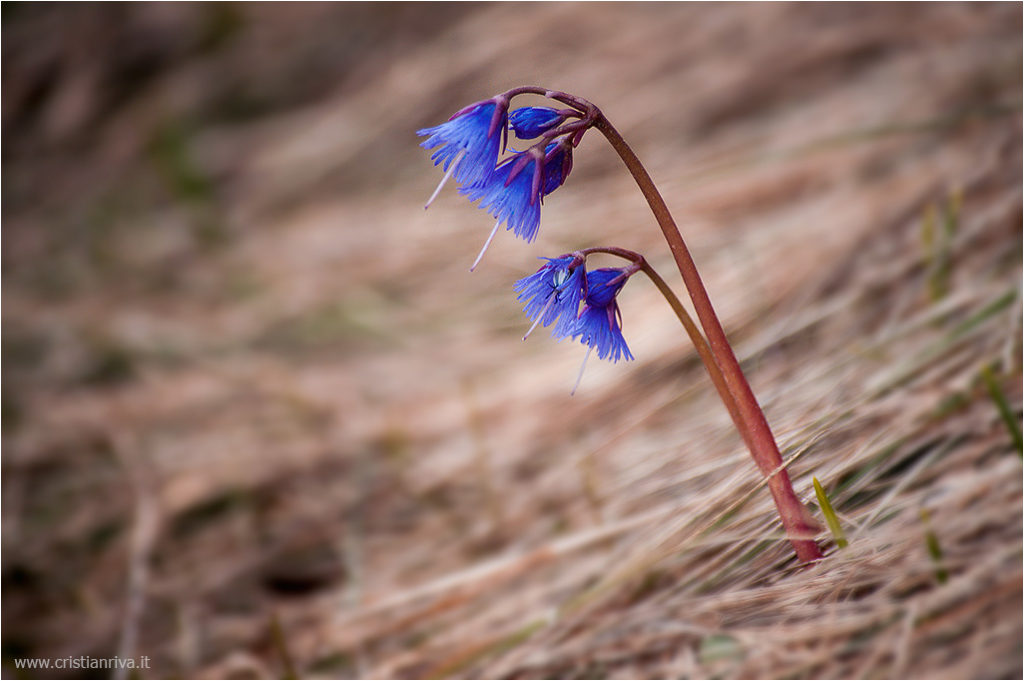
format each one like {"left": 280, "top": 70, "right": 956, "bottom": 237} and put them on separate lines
{"left": 503, "top": 145, "right": 544, "bottom": 187}
{"left": 491, "top": 95, "right": 511, "bottom": 139}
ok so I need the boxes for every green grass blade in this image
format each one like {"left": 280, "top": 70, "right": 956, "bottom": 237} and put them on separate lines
{"left": 980, "top": 365, "right": 1024, "bottom": 456}
{"left": 919, "top": 509, "right": 948, "bottom": 584}
{"left": 812, "top": 477, "right": 848, "bottom": 549}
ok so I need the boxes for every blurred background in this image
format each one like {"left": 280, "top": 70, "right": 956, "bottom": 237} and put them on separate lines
{"left": 3, "top": 3, "right": 1021, "bottom": 679}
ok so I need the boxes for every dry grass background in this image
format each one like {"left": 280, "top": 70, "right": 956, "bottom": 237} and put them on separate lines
{"left": 3, "top": 3, "right": 1022, "bottom": 679}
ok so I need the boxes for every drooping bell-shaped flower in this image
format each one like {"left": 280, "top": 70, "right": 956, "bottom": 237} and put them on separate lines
{"left": 461, "top": 138, "right": 574, "bottom": 244}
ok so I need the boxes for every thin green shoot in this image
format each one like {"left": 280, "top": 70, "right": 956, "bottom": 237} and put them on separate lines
{"left": 921, "top": 190, "right": 960, "bottom": 303}
{"left": 980, "top": 364, "right": 1023, "bottom": 456}
{"left": 813, "top": 477, "right": 848, "bottom": 549}
{"left": 919, "top": 509, "right": 948, "bottom": 585}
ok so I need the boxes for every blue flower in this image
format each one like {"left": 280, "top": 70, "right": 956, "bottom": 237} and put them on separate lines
{"left": 418, "top": 98, "right": 508, "bottom": 205}
{"left": 514, "top": 255, "right": 586, "bottom": 339}
{"left": 509, "top": 107, "right": 566, "bottom": 139}
{"left": 572, "top": 268, "right": 634, "bottom": 362}
{"left": 461, "top": 139, "right": 573, "bottom": 243}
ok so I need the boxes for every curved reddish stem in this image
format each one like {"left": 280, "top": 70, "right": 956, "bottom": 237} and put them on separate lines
{"left": 500, "top": 86, "right": 822, "bottom": 563}
{"left": 590, "top": 116, "right": 822, "bottom": 563}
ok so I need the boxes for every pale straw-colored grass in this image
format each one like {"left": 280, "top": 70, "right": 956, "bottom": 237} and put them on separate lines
{"left": 3, "top": 3, "right": 1019, "bottom": 679}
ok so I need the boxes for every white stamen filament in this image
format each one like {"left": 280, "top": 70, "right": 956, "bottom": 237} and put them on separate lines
{"left": 522, "top": 294, "right": 557, "bottom": 341}
{"left": 469, "top": 220, "right": 501, "bottom": 272}
{"left": 570, "top": 346, "right": 594, "bottom": 396}
{"left": 424, "top": 150, "right": 465, "bottom": 210}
